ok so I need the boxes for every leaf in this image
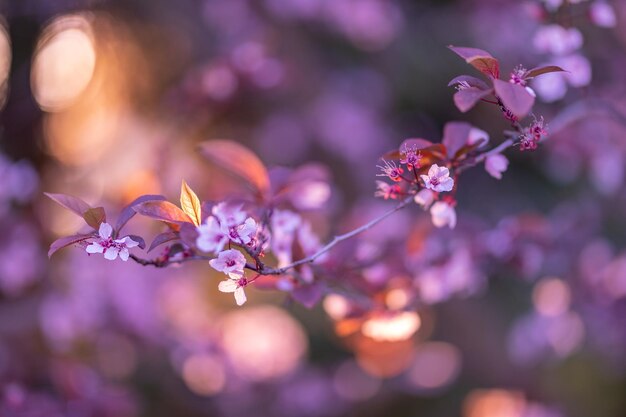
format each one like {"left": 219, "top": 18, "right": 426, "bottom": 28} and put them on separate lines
{"left": 447, "top": 75, "right": 490, "bottom": 90}
{"left": 525, "top": 65, "right": 566, "bottom": 79}
{"left": 133, "top": 201, "right": 193, "bottom": 230}
{"left": 198, "top": 140, "right": 270, "bottom": 198}
{"left": 179, "top": 222, "right": 199, "bottom": 249}
{"left": 116, "top": 194, "right": 167, "bottom": 235}
{"left": 494, "top": 79, "right": 535, "bottom": 118}
{"left": 179, "top": 180, "right": 202, "bottom": 226}
{"left": 82, "top": 207, "right": 106, "bottom": 230}
{"left": 442, "top": 122, "right": 472, "bottom": 158}
{"left": 448, "top": 45, "right": 500, "bottom": 79}
{"left": 45, "top": 193, "right": 91, "bottom": 217}
{"left": 127, "top": 235, "right": 146, "bottom": 250}
{"left": 148, "top": 232, "right": 179, "bottom": 253}
{"left": 453, "top": 88, "right": 493, "bottom": 113}
{"left": 48, "top": 233, "right": 94, "bottom": 258}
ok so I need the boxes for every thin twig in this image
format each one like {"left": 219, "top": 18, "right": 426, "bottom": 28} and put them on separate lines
{"left": 259, "top": 194, "right": 415, "bottom": 275}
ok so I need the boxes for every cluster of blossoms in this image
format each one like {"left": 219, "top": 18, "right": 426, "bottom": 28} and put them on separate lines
{"left": 47, "top": 46, "right": 562, "bottom": 308}
{"left": 529, "top": 0, "right": 616, "bottom": 102}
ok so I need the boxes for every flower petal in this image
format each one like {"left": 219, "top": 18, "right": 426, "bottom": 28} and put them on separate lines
{"left": 104, "top": 247, "right": 118, "bottom": 260}
{"left": 234, "top": 287, "right": 247, "bottom": 306}
{"left": 119, "top": 248, "right": 130, "bottom": 261}
{"left": 85, "top": 242, "right": 104, "bottom": 254}
{"left": 99, "top": 222, "right": 113, "bottom": 239}
{"left": 218, "top": 280, "right": 238, "bottom": 293}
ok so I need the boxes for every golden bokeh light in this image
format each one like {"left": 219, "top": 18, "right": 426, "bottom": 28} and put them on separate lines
{"left": 0, "top": 21, "right": 11, "bottom": 109}
{"left": 32, "top": 14, "right": 96, "bottom": 112}
{"left": 532, "top": 277, "right": 571, "bottom": 317}
{"left": 182, "top": 353, "right": 226, "bottom": 396}
{"left": 361, "top": 311, "right": 421, "bottom": 342}
{"left": 464, "top": 389, "right": 526, "bottom": 417}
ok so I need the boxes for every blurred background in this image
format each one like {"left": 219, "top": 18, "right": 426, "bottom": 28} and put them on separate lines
{"left": 0, "top": 0, "right": 625, "bottom": 416}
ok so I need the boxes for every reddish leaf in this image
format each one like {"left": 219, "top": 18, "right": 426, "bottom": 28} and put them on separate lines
{"left": 48, "top": 233, "right": 94, "bottom": 258}
{"left": 133, "top": 201, "right": 193, "bottom": 229}
{"left": 83, "top": 207, "right": 106, "bottom": 230}
{"left": 447, "top": 75, "right": 490, "bottom": 90}
{"left": 448, "top": 45, "right": 500, "bottom": 79}
{"left": 398, "top": 138, "right": 434, "bottom": 152}
{"left": 148, "top": 232, "right": 179, "bottom": 253}
{"left": 454, "top": 88, "right": 493, "bottom": 113}
{"left": 199, "top": 140, "right": 270, "bottom": 198}
{"left": 127, "top": 235, "right": 146, "bottom": 250}
{"left": 525, "top": 65, "right": 566, "bottom": 79}
{"left": 442, "top": 122, "right": 472, "bottom": 158}
{"left": 494, "top": 79, "right": 535, "bottom": 118}
{"left": 45, "top": 193, "right": 91, "bottom": 217}
{"left": 116, "top": 195, "right": 166, "bottom": 235}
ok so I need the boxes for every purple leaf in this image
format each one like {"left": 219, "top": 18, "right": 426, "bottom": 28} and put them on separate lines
{"left": 127, "top": 235, "right": 146, "bottom": 250}
{"left": 448, "top": 45, "right": 500, "bottom": 79}
{"left": 133, "top": 201, "right": 193, "bottom": 229}
{"left": 115, "top": 194, "right": 167, "bottom": 235}
{"left": 48, "top": 233, "right": 94, "bottom": 258}
{"left": 179, "top": 222, "right": 199, "bottom": 249}
{"left": 198, "top": 140, "right": 270, "bottom": 198}
{"left": 83, "top": 207, "right": 106, "bottom": 230}
{"left": 494, "top": 79, "right": 535, "bottom": 118}
{"left": 442, "top": 122, "right": 472, "bottom": 158}
{"left": 525, "top": 65, "right": 566, "bottom": 79}
{"left": 448, "top": 75, "right": 490, "bottom": 90}
{"left": 290, "top": 281, "right": 325, "bottom": 309}
{"left": 45, "top": 193, "right": 91, "bottom": 217}
{"left": 148, "top": 232, "right": 179, "bottom": 253}
{"left": 454, "top": 88, "right": 493, "bottom": 113}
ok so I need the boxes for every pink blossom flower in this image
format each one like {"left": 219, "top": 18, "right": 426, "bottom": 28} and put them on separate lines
{"left": 85, "top": 223, "right": 139, "bottom": 261}
{"left": 271, "top": 209, "right": 302, "bottom": 267}
{"left": 589, "top": 1, "right": 616, "bottom": 28}
{"left": 209, "top": 249, "right": 246, "bottom": 279}
{"left": 485, "top": 154, "right": 509, "bottom": 180}
{"left": 374, "top": 180, "right": 401, "bottom": 200}
{"left": 468, "top": 127, "right": 490, "bottom": 146}
{"left": 218, "top": 276, "right": 248, "bottom": 306}
{"left": 376, "top": 159, "right": 404, "bottom": 182}
{"left": 225, "top": 217, "right": 258, "bottom": 245}
{"left": 196, "top": 216, "right": 228, "bottom": 253}
{"left": 430, "top": 201, "right": 456, "bottom": 229}
{"left": 420, "top": 164, "right": 454, "bottom": 193}
{"left": 414, "top": 189, "right": 435, "bottom": 209}
{"left": 533, "top": 25, "right": 583, "bottom": 56}
{"left": 399, "top": 145, "right": 421, "bottom": 169}
{"left": 212, "top": 203, "right": 247, "bottom": 227}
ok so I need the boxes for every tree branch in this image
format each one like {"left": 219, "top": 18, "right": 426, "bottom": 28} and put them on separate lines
{"left": 259, "top": 194, "right": 415, "bottom": 275}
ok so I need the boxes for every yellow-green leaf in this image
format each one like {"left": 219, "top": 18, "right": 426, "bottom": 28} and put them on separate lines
{"left": 180, "top": 180, "right": 202, "bottom": 226}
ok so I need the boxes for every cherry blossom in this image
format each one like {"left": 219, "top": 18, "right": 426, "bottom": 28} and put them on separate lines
{"left": 414, "top": 189, "right": 435, "bottom": 209}
{"left": 209, "top": 249, "right": 246, "bottom": 279}
{"left": 430, "top": 202, "right": 457, "bottom": 229}
{"left": 212, "top": 203, "right": 247, "bottom": 227}
{"left": 196, "top": 216, "right": 228, "bottom": 253}
{"left": 399, "top": 145, "right": 421, "bottom": 169}
{"left": 376, "top": 159, "right": 404, "bottom": 182}
{"left": 225, "top": 217, "right": 258, "bottom": 245}
{"left": 421, "top": 164, "right": 454, "bottom": 193}
{"left": 485, "top": 154, "right": 509, "bottom": 180}
{"left": 218, "top": 276, "right": 248, "bottom": 306}
{"left": 85, "top": 223, "right": 139, "bottom": 261}
{"left": 374, "top": 181, "right": 401, "bottom": 200}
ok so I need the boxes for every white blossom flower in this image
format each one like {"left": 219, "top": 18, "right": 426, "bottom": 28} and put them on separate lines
{"left": 218, "top": 276, "right": 248, "bottom": 306}
{"left": 430, "top": 202, "right": 457, "bottom": 229}
{"left": 414, "top": 189, "right": 435, "bottom": 209}
{"left": 485, "top": 154, "right": 509, "bottom": 180}
{"left": 589, "top": 1, "right": 616, "bottom": 28}
{"left": 421, "top": 164, "right": 454, "bottom": 193}
{"left": 533, "top": 25, "right": 583, "bottom": 56}
{"left": 85, "top": 222, "right": 139, "bottom": 261}
{"left": 209, "top": 249, "right": 246, "bottom": 279}
{"left": 196, "top": 216, "right": 228, "bottom": 253}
